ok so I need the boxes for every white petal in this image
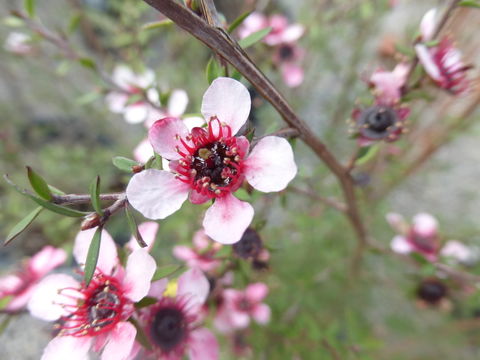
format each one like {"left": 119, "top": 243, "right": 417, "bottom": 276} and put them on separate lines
{"left": 123, "top": 249, "right": 156, "bottom": 302}
{"left": 413, "top": 213, "right": 438, "bottom": 237}
{"left": 244, "top": 136, "right": 297, "bottom": 192}
{"left": 41, "top": 336, "right": 92, "bottom": 360}
{"left": 105, "top": 93, "right": 128, "bottom": 114}
{"left": 101, "top": 322, "right": 136, "bottom": 360}
{"left": 201, "top": 77, "right": 251, "bottom": 135}
{"left": 415, "top": 44, "right": 442, "bottom": 82}
{"left": 126, "top": 169, "right": 189, "bottom": 220}
{"left": 391, "top": 235, "right": 412, "bottom": 254}
{"left": 112, "top": 65, "right": 136, "bottom": 89}
{"left": 203, "top": 194, "right": 254, "bottom": 244}
{"left": 420, "top": 8, "right": 437, "bottom": 42}
{"left": 168, "top": 89, "right": 189, "bottom": 117}
{"left": 133, "top": 138, "right": 153, "bottom": 163}
{"left": 124, "top": 105, "right": 148, "bottom": 124}
{"left": 183, "top": 116, "right": 206, "bottom": 131}
{"left": 281, "top": 24, "right": 305, "bottom": 43}
{"left": 177, "top": 268, "right": 210, "bottom": 309}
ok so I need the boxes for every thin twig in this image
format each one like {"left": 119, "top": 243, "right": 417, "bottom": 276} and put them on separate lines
{"left": 52, "top": 193, "right": 125, "bottom": 205}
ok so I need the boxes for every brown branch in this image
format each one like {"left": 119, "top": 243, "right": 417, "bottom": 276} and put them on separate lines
{"left": 52, "top": 193, "right": 125, "bottom": 205}
{"left": 142, "top": 0, "right": 368, "bottom": 256}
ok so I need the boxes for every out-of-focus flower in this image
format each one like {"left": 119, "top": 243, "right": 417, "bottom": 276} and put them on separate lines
{"left": 351, "top": 103, "right": 409, "bottom": 146}
{"left": 214, "top": 282, "right": 270, "bottom": 333}
{"left": 0, "top": 246, "right": 66, "bottom": 313}
{"left": 369, "top": 63, "right": 409, "bottom": 105}
{"left": 416, "top": 278, "right": 448, "bottom": 306}
{"left": 4, "top": 32, "right": 33, "bottom": 55}
{"left": 173, "top": 230, "right": 222, "bottom": 272}
{"left": 105, "top": 65, "right": 160, "bottom": 124}
{"left": 440, "top": 240, "right": 478, "bottom": 265}
{"left": 127, "top": 77, "right": 297, "bottom": 244}
{"left": 28, "top": 228, "right": 156, "bottom": 360}
{"left": 125, "top": 221, "right": 159, "bottom": 253}
{"left": 387, "top": 212, "right": 440, "bottom": 261}
{"left": 137, "top": 268, "right": 219, "bottom": 360}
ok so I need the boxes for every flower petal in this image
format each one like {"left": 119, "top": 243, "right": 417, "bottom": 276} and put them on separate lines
{"left": 189, "top": 189, "right": 211, "bottom": 205}
{"left": 148, "top": 278, "right": 169, "bottom": 299}
{"left": 252, "top": 303, "right": 271, "bottom": 324}
{"left": 126, "top": 221, "right": 159, "bottom": 252}
{"left": 203, "top": 194, "right": 254, "bottom": 244}
{"left": 413, "top": 213, "right": 438, "bottom": 238}
{"left": 188, "top": 328, "right": 219, "bottom": 360}
{"left": 281, "top": 24, "right": 305, "bottom": 43}
{"left": 112, "top": 65, "right": 136, "bottom": 89}
{"left": 177, "top": 268, "right": 210, "bottom": 309}
{"left": 148, "top": 117, "right": 190, "bottom": 160}
{"left": 386, "top": 212, "right": 407, "bottom": 234}
{"left": 73, "top": 227, "right": 118, "bottom": 275}
{"left": 123, "top": 249, "right": 156, "bottom": 302}
{"left": 201, "top": 77, "right": 251, "bottom": 136}
{"left": 172, "top": 246, "right": 197, "bottom": 261}
{"left": 415, "top": 44, "right": 442, "bottom": 82}
{"left": 281, "top": 63, "right": 304, "bottom": 88}
{"left": 105, "top": 93, "right": 128, "bottom": 114}
{"left": 244, "top": 136, "right": 297, "bottom": 192}
{"left": 41, "top": 336, "right": 92, "bottom": 360}
{"left": 246, "top": 282, "right": 268, "bottom": 302}
{"left": 390, "top": 235, "right": 412, "bottom": 254}
{"left": 124, "top": 104, "right": 148, "bottom": 124}
{"left": 101, "top": 321, "right": 137, "bottom": 360}
{"left": 420, "top": 8, "right": 437, "bottom": 42}
{"left": 168, "top": 89, "right": 189, "bottom": 117}
{"left": 441, "top": 240, "right": 471, "bottom": 263}
{"left": 183, "top": 116, "right": 206, "bottom": 131}
{"left": 28, "top": 246, "right": 67, "bottom": 278}
{"left": 126, "top": 169, "right": 189, "bottom": 220}
{"left": 133, "top": 138, "right": 153, "bottom": 163}
{"left": 28, "top": 274, "right": 80, "bottom": 321}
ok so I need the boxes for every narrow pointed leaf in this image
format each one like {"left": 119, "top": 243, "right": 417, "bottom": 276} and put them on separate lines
{"left": 112, "top": 156, "right": 139, "bottom": 172}
{"left": 228, "top": 11, "right": 252, "bottom": 33}
{"left": 89, "top": 176, "right": 103, "bottom": 215}
{"left": 134, "top": 296, "right": 157, "bottom": 309}
{"left": 125, "top": 206, "right": 147, "bottom": 248}
{"left": 142, "top": 19, "right": 173, "bottom": 30}
{"left": 4, "top": 207, "right": 43, "bottom": 246}
{"left": 24, "top": 0, "right": 35, "bottom": 17}
{"left": 238, "top": 27, "right": 272, "bottom": 48}
{"left": 27, "top": 166, "right": 53, "bottom": 200}
{"left": 206, "top": 57, "right": 224, "bottom": 84}
{"left": 84, "top": 226, "right": 102, "bottom": 286}
{"left": 355, "top": 144, "right": 380, "bottom": 165}
{"left": 152, "top": 264, "right": 183, "bottom": 282}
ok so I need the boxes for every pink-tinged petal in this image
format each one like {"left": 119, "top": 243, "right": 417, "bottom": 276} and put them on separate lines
{"left": 148, "top": 117, "right": 190, "bottom": 160}
{"left": 28, "top": 246, "right": 67, "bottom": 278}
{"left": 146, "top": 88, "right": 160, "bottom": 106}
{"left": 93, "top": 333, "right": 110, "bottom": 352}
{"left": 238, "top": 12, "right": 267, "bottom": 39}
{"left": 177, "top": 268, "right": 210, "bottom": 309}
{"left": 123, "top": 249, "right": 156, "bottom": 302}
{"left": 413, "top": 213, "right": 438, "bottom": 238}
{"left": 420, "top": 8, "right": 437, "bottom": 42}
{"left": 415, "top": 44, "right": 442, "bottom": 82}
{"left": 281, "top": 24, "right": 305, "bottom": 43}
{"left": 28, "top": 274, "right": 80, "bottom": 321}
{"left": 230, "top": 310, "right": 250, "bottom": 329}
{"left": 133, "top": 138, "right": 153, "bottom": 163}
{"left": 172, "top": 246, "right": 197, "bottom": 261}
{"left": 244, "top": 136, "right": 297, "bottom": 192}
{"left": 236, "top": 136, "right": 250, "bottom": 158}
{"left": 126, "top": 169, "right": 189, "bottom": 220}
{"left": 189, "top": 190, "right": 211, "bottom": 205}
{"left": 386, "top": 212, "right": 407, "bottom": 234}
{"left": 136, "top": 68, "right": 155, "bottom": 88}
{"left": 183, "top": 116, "right": 206, "bottom": 131}
{"left": 188, "top": 328, "right": 219, "bottom": 360}
{"left": 192, "top": 230, "right": 210, "bottom": 250}
{"left": 390, "top": 235, "right": 412, "bottom": 254}
{"left": 357, "top": 136, "right": 375, "bottom": 147}
{"left": 203, "top": 194, "right": 254, "bottom": 245}
{"left": 127, "top": 221, "right": 159, "bottom": 252}
{"left": 124, "top": 104, "right": 148, "bottom": 124}
{"left": 144, "top": 108, "right": 167, "bottom": 129}
{"left": 168, "top": 89, "right": 189, "bottom": 117}
{"left": 73, "top": 227, "right": 118, "bottom": 274}
{"left": 112, "top": 65, "right": 136, "bottom": 89}
{"left": 6, "top": 285, "right": 37, "bottom": 312}
{"left": 441, "top": 240, "right": 472, "bottom": 263}
{"left": 105, "top": 93, "right": 128, "bottom": 113}
{"left": 252, "top": 303, "right": 271, "bottom": 324}
{"left": 148, "top": 278, "right": 169, "bottom": 299}
{"left": 0, "top": 274, "right": 22, "bottom": 294}
{"left": 246, "top": 282, "right": 268, "bottom": 302}
{"left": 4, "top": 32, "right": 32, "bottom": 55}
{"left": 281, "top": 63, "right": 304, "bottom": 88}
{"left": 101, "top": 321, "right": 136, "bottom": 360}
{"left": 41, "top": 336, "right": 92, "bottom": 360}
{"left": 201, "top": 77, "right": 251, "bottom": 136}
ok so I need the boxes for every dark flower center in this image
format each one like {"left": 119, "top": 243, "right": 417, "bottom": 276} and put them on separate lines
{"left": 359, "top": 106, "right": 398, "bottom": 139}
{"left": 409, "top": 232, "right": 437, "bottom": 254}
{"left": 278, "top": 44, "right": 294, "bottom": 61}
{"left": 233, "top": 228, "right": 262, "bottom": 259}
{"left": 237, "top": 297, "right": 252, "bottom": 312}
{"left": 417, "top": 279, "right": 447, "bottom": 304}
{"left": 191, "top": 141, "right": 240, "bottom": 188}
{"left": 151, "top": 306, "right": 187, "bottom": 352}
{"left": 86, "top": 284, "right": 121, "bottom": 327}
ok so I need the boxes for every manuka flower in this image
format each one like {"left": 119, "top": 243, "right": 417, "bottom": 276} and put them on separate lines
{"left": 387, "top": 212, "right": 440, "bottom": 261}
{"left": 135, "top": 268, "right": 219, "bottom": 360}
{"left": 415, "top": 9, "right": 470, "bottom": 94}
{"left": 4, "top": 32, "right": 33, "bottom": 55}
{"left": 214, "top": 282, "right": 270, "bottom": 333}
{"left": 28, "top": 228, "right": 156, "bottom": 360}
{"left": 105, "top": 65, "right": 160, "bottom": 124}
{"left": 126, "top": 77, "right": 297, "bottom": 244}
{"left": 173, "top": 230, "right": 222, "bottom": 272}
{"left": 0, "top": 246, "right": 66, "bottom": 313}
{"left": 369, "top": 63, "right": 409, "bottom": 105}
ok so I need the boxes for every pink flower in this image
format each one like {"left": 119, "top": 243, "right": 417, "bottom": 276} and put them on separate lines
{"left": 387, "top": 213, "right": 440, "bottom": 261}
{"left": 137, "top": 268, "right": 219, "bottom": 360}
{"left": 173, "top": 230, "right": 222, "bottom": 272}
{"left": 28, "top": 228, "right": 156, "bottom": 360}
{"left": 126, "top": 77, "right": 297, "bottom": 244}
{"left": 105, "top": 65, "right": 160, "bottom": 124}
{"left": 0, "top": 246, "right": 66, "bottom": 313}
{"left": 440, "top": 240, "right": 477, "bottom": 264}
{"left": 273, "top": 44, "right": 305, "bottom": 88}
{"left": 4, "top": 32, "right": 33, "bottom": 55}
{"left": 125, "top": 221, "right": 159, "bottom": 253}
{"left": 214, "top": 282, "right": 270, "bottom": 333}
{"left": 369, "top": 63, "right": 409, "bottom": 105}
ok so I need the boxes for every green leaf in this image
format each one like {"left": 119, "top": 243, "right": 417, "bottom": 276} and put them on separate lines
{"left": 238, "top": 27, "right": 272, "bottom": 48}
{"left": 142, "top": 19, "right": 174, "bottom": 30}
{"left": 410, "top": 252, "right": 429, "bottom": 265}
{"left": 355, "top": 144, "right": 380, "bottom": 165}
{"left": 152, "top": 264, "right": 183, "bottom": 282}
{"left": 206, "top": 57, "right": 224, "bottom": 85}
{"left": 128, "top": 318, "right": 152, "bottom": 350}
{"left": 76, "top": 91, "right": 101, "bottom": 105}
{"left": 4, "top": 175, "right": 88, "bottom": 217}
{"left": 4, "top": 17, "right": 24, "bottom": 27}
{"left": 112, "top": 156, "right": 139, "bottom": 172}
{"left": 395, "top": 43, "right": 415, "bottom": 57}
{"left": 78, "top": 57, "right": 97, "bottom": 71}
{"left": 134, "top": 296, "right": 157, "bottom": 309}
{"left": 459, "top": 0, "right": 480, "bottom": 8}
{"left": 4, "top": 207, "right": 43, "bottom": 246}
{"left": 48, "top": 184, "right": 66, "bottom": 195}
{"left": 24, "top": 0, "right": 35, "bottom": 17}
{"left": 68, "top": 13, "right": 82, "bottom": 34}
{"left": 227, "top": 11, "right": 252, "bottom": 33}
{"left": 0, "top": 296, "right": 13, "bottom": 311}
{"left": 84, "top": 226, "right": 102, "bottom": 286}
{"left": 89, "top": 176, "right": 103, "bottom": 215}
{"left": 125, "top": 206, "right": 147, "bottom": 248}
{"left": 27, "top": 166, "right": 53, "bottom": 200}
